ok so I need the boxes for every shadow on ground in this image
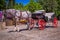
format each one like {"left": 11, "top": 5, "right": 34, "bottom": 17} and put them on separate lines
{"left": 8, "top": 26, "right": 54, "bottom": 33}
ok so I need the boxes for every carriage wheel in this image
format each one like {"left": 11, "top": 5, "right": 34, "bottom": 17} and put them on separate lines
{"left": 38, "top": 19, "right": 46, "bottom": 30}
{"left": 53, "top": 17, "right": 58, "bottom": 28}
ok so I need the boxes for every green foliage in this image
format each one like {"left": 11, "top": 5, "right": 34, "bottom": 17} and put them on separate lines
{"left": 55, "top": 11, "right": 60, "bottom": 16}
{"left": 14, "top": 3, "right": 24, "bottom": 10}
{"left": 8, "top": 0, "right": 15, "bottom": 9}
{"left": 28, "top": 0, "right": 36, "bottom": 12}
{"left": 35, "top": 3, "right": 43, "bottom": 10}
{"left": 36, "top": 0, "right": 58, "bottom": 13}
{"left": 0, "top": 0, "right": 15, "bottom": 10}
{"left": 56, "top": 0, "right": 60, "bottom": 16}
{"left": 23, "top": 4, "right": 29, "bottom": 10}
{"left": 0, "top": 0, "right": 6, "bottom": 10}
{"left": 35, "top": 0, "right": 44, "bottom": 5}
{"left": 56, "top": 0, "right": 60, "bottom": 11}
{"left": 24, "top": 0, "right": 43, "bottom": 12}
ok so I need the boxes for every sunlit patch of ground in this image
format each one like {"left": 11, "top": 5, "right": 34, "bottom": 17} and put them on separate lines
{"left": 0, "top": 21, "right": 60, "bottom": 40}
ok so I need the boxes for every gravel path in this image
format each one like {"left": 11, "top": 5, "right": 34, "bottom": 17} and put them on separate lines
{"left": 0, "top": 21, "right": 60, "bottom": 40}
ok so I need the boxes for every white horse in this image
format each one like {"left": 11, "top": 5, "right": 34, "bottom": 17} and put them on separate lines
{"left": 6, "top": 9, "right": 31, "bottom": 18}
{"left": 6, "top": 9, "right": 31, "bottom": 31}
{"left": 15, "top": 10, "right": 31, "bottom": 18}
{"left": 15, "top": 10, "right": 31, "bottom": 31}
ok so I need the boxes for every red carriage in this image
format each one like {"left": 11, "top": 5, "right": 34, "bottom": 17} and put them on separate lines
{"left": 27, "top": 11, "right": 58, "bottom": 30}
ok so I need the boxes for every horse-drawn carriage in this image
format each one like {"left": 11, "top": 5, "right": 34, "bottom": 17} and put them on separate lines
{"left": 27, "top": 10, "right": 58, "bottom": 30}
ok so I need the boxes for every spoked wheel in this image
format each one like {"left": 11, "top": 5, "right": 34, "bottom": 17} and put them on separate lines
{"left": 53, "top": 17, "right": 58, "bottom": 28}
{"left": 38, "top": 19, "right": 46, "bottom": 30}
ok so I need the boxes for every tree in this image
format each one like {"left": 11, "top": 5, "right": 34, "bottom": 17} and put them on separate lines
{"left": 36, "top": 0, "right": 58, "bottom": 13}
{"left": 35, "top": 0, "right": 44, "bottom": 6}
{"left": 8, "top": 0, "right": 15, "bottom": 9}
{"left": 0, "top": 0, "right": 6, "bottom": 10}
{"left": 28, "top": 0, "right": 36, "bottom": 12}
{"left": 24, "top": 0, "right": 43, "bottom": 12}
{"left": 23, "top": 4, "right": 29, "bottom": 11}
{"left": 56, "top": 0, "right": 60, "bottom": 11}
{"left": 56, "top": 0, "right": 60, "bottom": 16}
{"left": 14, "top": 3, "right": 24, "bottom": 10}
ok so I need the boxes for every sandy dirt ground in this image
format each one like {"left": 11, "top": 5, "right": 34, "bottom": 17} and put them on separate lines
{"left": 0, "top": 21, "right": 60, "bottom": 40}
